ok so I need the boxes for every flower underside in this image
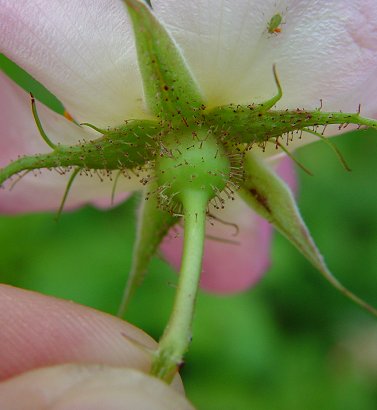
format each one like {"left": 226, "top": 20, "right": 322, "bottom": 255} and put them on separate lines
{"left": 1, "top": 0, "right": 377, "bottom": 382}
{"left": 1, "top": 67, "right": 374, "bottom": 208}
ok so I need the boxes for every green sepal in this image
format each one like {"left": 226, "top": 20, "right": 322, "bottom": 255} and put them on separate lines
{"left": 117, "top": 184, "right": 178, "bottom": 317}
{"left": 238, "top": 153, "right": 377, "bottom": 317}
{"left": 0, "top": 119, "right": 159, "bottom": 187}
{"left": 206, "top": 105, "right": 377, "bottom": 145}
{"left": 204, "top": 66, "right": 377, "bottom": 146}
{"left": 123, "top": 0, "right": 204, "bottom": 118}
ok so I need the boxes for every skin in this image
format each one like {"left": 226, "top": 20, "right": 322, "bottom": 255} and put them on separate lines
{"left": 0, "top": 285, "right": 193, "bottom": 410}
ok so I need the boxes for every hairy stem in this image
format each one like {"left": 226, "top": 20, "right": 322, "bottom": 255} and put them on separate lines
{"left": 150, "top": 190, "right": 207, "bottom": 382}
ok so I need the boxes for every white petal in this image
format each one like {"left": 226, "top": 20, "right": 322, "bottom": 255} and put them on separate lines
{"left": 0, "top": 73, "right": 143, "bottom": 213}
{"left": 154, "top": 0, "right": 377, "bottom": 111}
{"left": 0, "top": 0, "right": 148, "bottom": 127}
{"left": 0, "top": 72, "right": 89, "bottom": 166}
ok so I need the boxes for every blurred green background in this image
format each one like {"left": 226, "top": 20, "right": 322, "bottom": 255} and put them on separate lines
{"left": 1, "top": 54, "right": 377, "bottom": 409}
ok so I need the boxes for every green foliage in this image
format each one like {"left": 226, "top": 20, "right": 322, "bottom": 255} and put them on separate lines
{"left": 0, "top": 53, "right": 64, "bottom": 113}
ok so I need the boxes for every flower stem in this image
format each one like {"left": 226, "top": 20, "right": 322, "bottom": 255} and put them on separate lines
{"left": 150, "top": 190, "right": 207, "bottom": 382}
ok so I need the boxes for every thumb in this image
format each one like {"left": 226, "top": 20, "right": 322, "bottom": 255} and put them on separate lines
{"left": 0, "top": 364, "right": 195, "bottom": 410}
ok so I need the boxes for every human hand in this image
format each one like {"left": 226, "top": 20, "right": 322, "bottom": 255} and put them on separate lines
{"left": 0, "top": 285, "right": 194, "bottom": 409}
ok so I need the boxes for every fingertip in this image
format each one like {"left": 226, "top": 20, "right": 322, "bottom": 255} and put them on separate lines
{"left": 0, "top": 364, "right": 194, "bottom": 410}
